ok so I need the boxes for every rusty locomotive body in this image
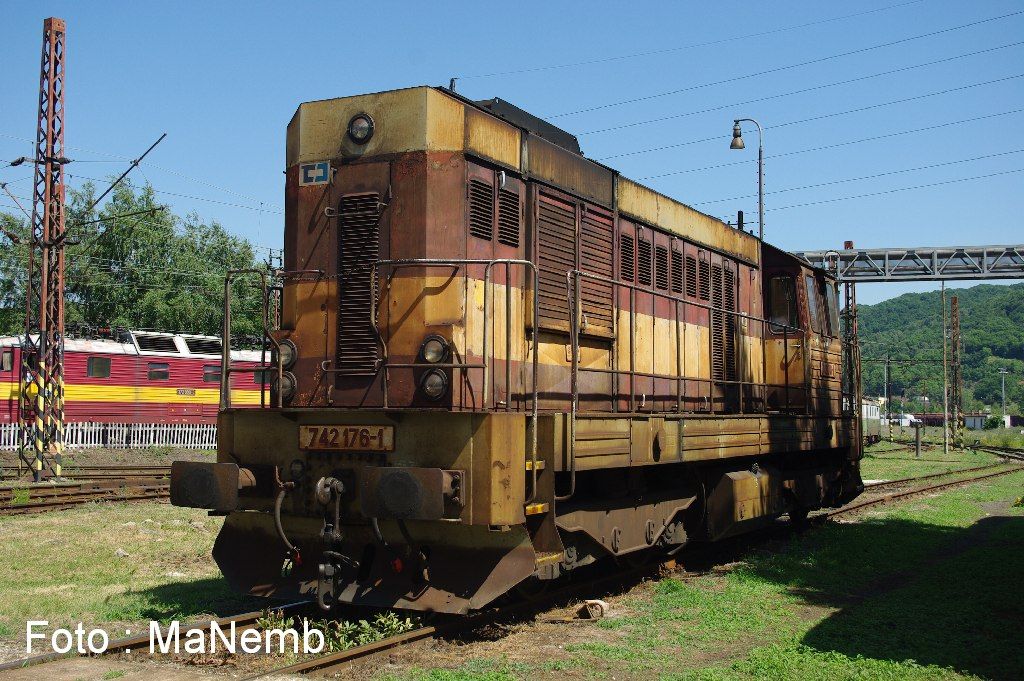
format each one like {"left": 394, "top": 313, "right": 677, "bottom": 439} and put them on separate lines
{"left": 171, "top": 86, "right": 863, "bottom": 614}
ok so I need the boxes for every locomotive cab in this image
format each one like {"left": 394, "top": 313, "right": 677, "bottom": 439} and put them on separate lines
{"left": 170, "top": 86, "right": 863, "bottom": 614}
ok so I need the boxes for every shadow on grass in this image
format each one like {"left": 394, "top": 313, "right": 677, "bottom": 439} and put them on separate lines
{"left": 745, "top": 512, "right": 1024, "bottom": 680}
{"left": 102, "top": 577, "right": 267, "bottom": 623}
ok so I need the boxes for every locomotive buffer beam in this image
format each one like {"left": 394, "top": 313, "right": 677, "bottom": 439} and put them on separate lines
{"left": 797, "top": 244, "right": 1024, "bottom": 282}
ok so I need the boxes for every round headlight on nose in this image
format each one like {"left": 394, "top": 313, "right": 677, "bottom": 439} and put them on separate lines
{"left": 271, "top": 371, "right": 297, "bottom": 402}
{"left": 274, "top": 339, "right": 298, "bottom": 369}
{"left": 421, "top": 335, "right": 449, "bottom": 364}
{"left": 420, "top": 369, "right": 448, "bottom": 400}
{"left": 347, "top": 113, "right": 374, "bottom": 144}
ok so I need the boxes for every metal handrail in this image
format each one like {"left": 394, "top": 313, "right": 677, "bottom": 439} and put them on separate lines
{"left": 220, "top": 269, "right": 282, "bottom": 409}
{"left": 363, "top": 258, "right": 541, "bottom": 503}
{"left": 560, "top": 268, "right": 814, "bottom": 501}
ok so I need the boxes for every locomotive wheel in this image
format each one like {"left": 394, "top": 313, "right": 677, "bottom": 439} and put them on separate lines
{"left": 513, "top": 576, "right": 550, "bottom": 602}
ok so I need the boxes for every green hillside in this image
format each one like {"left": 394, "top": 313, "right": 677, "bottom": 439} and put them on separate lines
{"left": 857, "top": 283, "right": 1024, "bottom": 415}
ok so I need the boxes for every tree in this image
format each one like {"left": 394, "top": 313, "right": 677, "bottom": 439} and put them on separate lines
{"left": 0, "top": 179, "right": 268, "bottom": 341}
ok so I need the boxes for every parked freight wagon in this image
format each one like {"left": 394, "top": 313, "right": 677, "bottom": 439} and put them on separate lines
{"left": 0, "top": 330, "right": 263, "bottom": 449}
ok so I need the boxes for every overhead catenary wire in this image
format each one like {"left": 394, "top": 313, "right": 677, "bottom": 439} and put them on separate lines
{"left": 554, "top": 9, "right": 1024, "bottom": 118}
{"left": 766, "top": 167, "right": 1024, "bottom": 212}
{"left": 454, "top": 0, "right": 925, "bottom": 79}
{"left": 66, "top": 172, "right": 282, "bottom": 214}
{"left": 601, "top": 73, "right": 1024, "bottom": 160}
{"left": 693, "top": 148, "right": 1024, "bottom": 206}
{"left": 581, "top": 44, "right": 1024, "bottom": 135}
{"left": 637, "top": 109, "right": 1024, "bottom": 180}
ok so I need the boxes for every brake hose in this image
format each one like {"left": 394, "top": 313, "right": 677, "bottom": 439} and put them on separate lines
{"left": 273, "top": 469, "right": 300, "bottom": 566}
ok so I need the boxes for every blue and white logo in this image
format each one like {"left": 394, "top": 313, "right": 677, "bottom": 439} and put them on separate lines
{"left": 299, "top": 161, "right": 331, "bottom": 186}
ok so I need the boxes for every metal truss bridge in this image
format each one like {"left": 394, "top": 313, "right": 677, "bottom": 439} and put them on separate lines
{"left": 797, "top": 244, "right": 1024, "bottom": 282}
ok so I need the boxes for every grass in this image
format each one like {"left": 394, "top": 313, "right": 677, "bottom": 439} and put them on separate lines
{"left": 395, "top": 468, "right": 1024, "bottom": 680}
{"left": 887, "top": 425, "right": 1024, "bottom": 450}
{"left": 0, "top": 501, "right": 259, "bottom": 652}
{"left": 860, "top": 442, "right": 1003, "bottom": 481}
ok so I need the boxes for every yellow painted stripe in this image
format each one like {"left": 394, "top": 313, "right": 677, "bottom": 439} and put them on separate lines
{"left": 3, "top": 384, "right": 262, "bottom": 405}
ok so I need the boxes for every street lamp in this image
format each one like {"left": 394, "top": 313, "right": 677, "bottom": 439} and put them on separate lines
{"left": 730, "top": 118, "right": 764, "bottom": 242}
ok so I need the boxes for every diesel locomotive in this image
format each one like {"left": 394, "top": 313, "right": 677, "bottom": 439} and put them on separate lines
{"left": 170, "top": 86, "right": 863, "bottom": 614}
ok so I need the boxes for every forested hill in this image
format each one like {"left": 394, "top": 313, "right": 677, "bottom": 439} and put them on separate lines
{"left": 857, "top": 283, "right": 1024, "bottom": 414}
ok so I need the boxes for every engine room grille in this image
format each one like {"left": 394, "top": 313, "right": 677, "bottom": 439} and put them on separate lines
{"left": 710, "top": 264, "right": 725, "bottom": 381}
{"left": 655, "top": 245, "right": 669, "bottom": 291}
{"left": 637, "top": 238, "right": 652, "bottom": 287}
{"left": 724, "top": 267, "right": 737, "bottom": 380}
{"left": 579, "top": 207, "right": 614, "bottom": 332}
{"left": 619, "top": 234, "right": 634, "bottom": 282}
{"left": 536, "top": 192, "right": 577, "bottom": 328}
{"left": 698, "top": 259, "right": 710, "bottom": 301}
{"left": 670, "top": 249, "right": 683, "bottom": 294}
{"left": 685, "top": 255, "right": 697, "bottom": 298}
{"left": 338, "top": 193, "right": 382, "bottom": 374}
{"left": 468, "top": 179, "right": 493, "bottom": 241}
{"left": 497, "top": 188, "right": 520, "bottom": 247}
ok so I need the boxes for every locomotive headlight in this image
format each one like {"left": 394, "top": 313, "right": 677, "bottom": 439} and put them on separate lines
{"left": 274, "top": 339, "right": 298, "bottom": 369}
{"left": 272, "top": 371, "right": 297, "bottom": 402}
{"left": 421, "top": 335, "right": 449, "bottom": 364}
{"left": 347, "top": 113, "right": 374, "bottom": 144}
{"left": 420, "top": 369, "right": 448, "bottom": 400}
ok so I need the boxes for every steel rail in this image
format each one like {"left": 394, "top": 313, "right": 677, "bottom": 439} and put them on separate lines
{"left": 828, "top": 465, "right": 1024, "bottom": 518}
{"left": 862, "top": 461, "right": 1010, "bottom": 489}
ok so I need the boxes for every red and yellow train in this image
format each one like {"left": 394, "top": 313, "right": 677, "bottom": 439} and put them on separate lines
{"left": 171, "top": 87, "right": 863, "bottom": 614}
{"left": 0, "top": 331, "right": 262, "bottom": 446}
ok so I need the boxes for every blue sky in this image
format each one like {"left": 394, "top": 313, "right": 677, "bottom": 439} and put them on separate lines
{"left": 1, "top": 0, "right": 1021, "bottom": 304}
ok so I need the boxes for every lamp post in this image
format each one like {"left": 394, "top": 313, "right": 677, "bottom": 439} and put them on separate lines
{"left": 998, "top": 367, "right": 1009, "bottom": 427}
{"left": 730, "top": 118, "right": 764, "bottom": 241}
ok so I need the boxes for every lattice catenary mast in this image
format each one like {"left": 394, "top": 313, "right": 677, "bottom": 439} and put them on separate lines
{"left": 20, "top": 17, "right": 67, "bottom": 481}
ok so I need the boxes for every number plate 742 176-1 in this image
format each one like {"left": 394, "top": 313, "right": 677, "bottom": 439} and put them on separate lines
{"left": 298, "top": 425, "right": 394, "bottom": 452}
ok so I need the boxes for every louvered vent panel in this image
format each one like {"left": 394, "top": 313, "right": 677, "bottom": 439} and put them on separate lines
{"left": 338, "top": 193, "right": 381, "bottom": 374}
{"left": 468, "top": 180, "right": 493, "bottom": 241}
{"left": 711, "top": 264, "right": 724, "bottom": 381}
{"left": 620, "top": 234, "right": 635, "bottom": 282}
{"left": 685, "top": 255, "right": 697, "bottom": 298}
{"left": 497, "top": 188, "right": 520, "bottom": 247}
{"left": 655, "top": 245, "right": 669, "bottom": 290}
{"left": 671, "top": 250, "right": 683, "bottom": 294}
{"left": 580, "top": 209, "right": 614, "bottom": 331}
{"left": 724, "top": 267, "right": 737, "bottom": 380}
{"left": 637, "top": 238, "right": 652, "bottom": 287}
{"left": 698, "top": 259, "right": 710, "bottom": 301}
{"left": 537, "top": 193, "right": 577, "bottom": 328}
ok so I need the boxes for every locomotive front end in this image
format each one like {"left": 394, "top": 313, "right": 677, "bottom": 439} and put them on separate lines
{"left": 171, "top": 87, "right": 544, "bottom": 613}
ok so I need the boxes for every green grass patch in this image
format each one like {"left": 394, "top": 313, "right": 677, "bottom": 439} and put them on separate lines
{"left": 0, "top": 502, "right": 259, "bottom": 648}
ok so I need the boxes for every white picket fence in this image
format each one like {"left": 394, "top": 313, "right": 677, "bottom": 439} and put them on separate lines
{"left": 0, "top": 422, "right": 217, "bottom": 450}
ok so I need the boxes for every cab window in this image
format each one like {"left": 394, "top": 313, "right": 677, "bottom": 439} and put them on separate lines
{"left": 1, "top": 350, "right": 12, "bottom": 372}
{"left": 804, "top": 275, "right": 821, "bottom": 333}
{"left": 768, "top": 276, "right": 799, "bottom": 332}
{"left": 823, "top": 283, "right": 841, "bottom": 337}
{"left": 203, "top": 365, "right": 220, "bottom": 383}
{"left": 148, "top": 362, "right": 170, "bottom": 380}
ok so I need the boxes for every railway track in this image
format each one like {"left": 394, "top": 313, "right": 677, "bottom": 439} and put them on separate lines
{"left": 0, "top": 464, "right": 171, "bottom": 481}
{"left": 0, "top": 475, "right": 169, "bottom": 512}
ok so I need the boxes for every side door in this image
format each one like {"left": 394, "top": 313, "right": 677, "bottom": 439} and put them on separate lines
{"left": 763, "top": 272, "right": 807, "bottom": 412}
